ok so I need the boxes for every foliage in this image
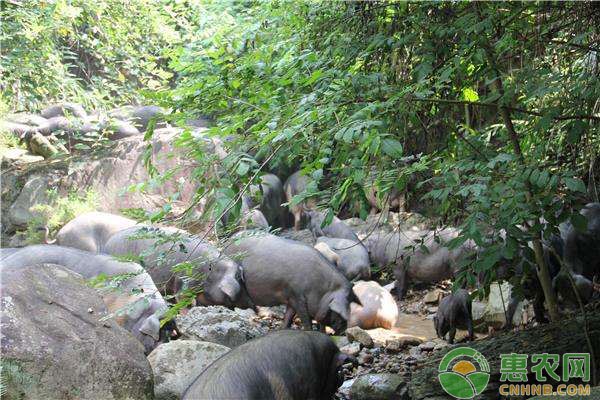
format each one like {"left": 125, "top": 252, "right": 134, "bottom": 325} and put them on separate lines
{"left": 25, "top": 189, "right": 98, "bottom": 243}
{"left": 163, "top": 1, "right": 600, "bottom": 301}
{"left": 0, "top": 131, "right": 24, "bottom": 152}
{"left": 0, "top": 0, "right": 206, "bottom": 112}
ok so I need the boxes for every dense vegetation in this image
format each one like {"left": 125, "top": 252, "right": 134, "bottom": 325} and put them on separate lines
{"left": 0, "top": 0, "right": 204, "bottom": 111}
{"left": 165, "top": 1, "right": 600, "bottom": 319}
{"left": 3, "top": 1, "right": 600, "bottom": 321}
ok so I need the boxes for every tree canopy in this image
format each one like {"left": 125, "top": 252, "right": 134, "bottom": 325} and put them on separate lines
{"left": 2, "top": 0, "right": 599, "bottom": 316}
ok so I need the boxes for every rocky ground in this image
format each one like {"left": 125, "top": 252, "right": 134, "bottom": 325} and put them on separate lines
{"left": 190, "top": 283, "right": 487, "bottom": 400}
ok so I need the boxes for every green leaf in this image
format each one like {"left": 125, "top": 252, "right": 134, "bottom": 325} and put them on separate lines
{"left": 570, "top": 213, "right": 588, "bottom": 232}
{"left": 461, "top": 87, "right": 479, "bottom": 102}
{"left": 566, "top": 120, "right": 586, "bottom": 144}
{"left": 564, "top": 177, "right": 586, "bottom": 193}
{"left": 236, "top": 162, "right": 250, "bottom": 176}
{"left": 381, "top": 138, "right": 403, "bottom": 158}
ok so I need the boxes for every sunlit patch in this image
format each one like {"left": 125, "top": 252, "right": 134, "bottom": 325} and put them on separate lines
{"left": 452, "top": 360, "right": 476, "bottom": 375}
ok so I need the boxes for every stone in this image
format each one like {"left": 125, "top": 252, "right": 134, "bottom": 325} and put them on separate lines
{"left": 28, "top": 132, "right": 62, "bottom": 158}
{"left": 472, "top": 300, "right": 487, "bottom": 325}
{"left": 423, "top": 289, "right": 444, "bottom": 304}
{"left": 1, "top": 263, "right": 153, "bottom": 399}
{"left": 484, "top": 281, "right": 513, "bottom": 328}
{"left": 473, "top": 282, "right": 526, "bottom": 330}
{"left": 148, "top": 340, "right": 230, "bottom": 400}
{"left": 176, "top": 306, "right": 266, "bottom": 348}
{"left": 0, "top": 148, "right": 44, "bottom": 165}
{"left": 5, "top": 113, "right": 49, "bottom": 127}
{"left": 350, "top": 373, "right": 408, "bottom": 400}
{"left": 426, "top": 306, "right": 438, "bottom": 314}
{"left": 408, "top": 346, "right": 424, "bottom": 360}
{"left": 339, "top": 379, "right": 355, "bottom": 399}
{"left": 8, "top": 174, "right": 50, "bottom": 228}
{"left": 7, "top": 231, "right": 29, "bottom": 247}
{"left": 256, "top": 305, "right": 286, "bottom": 319}
{"left": 346, "top": 326, "right": 374, "bottom": 348}
{"left": 340, "top": 342, "right": 361, "bottom": 357}
{"left": 357, "top": 351, "right": 374, "bottom": 365}
{"left": 332, "top": 335, "right": 350, "bottom": 348}
{"left": 2, "top": 132, "right": 208, "bottom": 235}
{"left": 385, "top": 335, "right": 423, "bottom": 352}
{"left": 418, "top": 341, "right": 436, "bottom": 351}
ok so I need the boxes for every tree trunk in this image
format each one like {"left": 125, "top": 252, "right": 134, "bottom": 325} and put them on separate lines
{"left": 474, "top": 3, "right": 560, "bottom": 322}
{"left": 408, "top": 308, "right": 600, "bottom": 399}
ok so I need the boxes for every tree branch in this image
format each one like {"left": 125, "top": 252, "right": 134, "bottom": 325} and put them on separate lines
{"left": 405, "top": 96, "right": 600, "bottom": 122}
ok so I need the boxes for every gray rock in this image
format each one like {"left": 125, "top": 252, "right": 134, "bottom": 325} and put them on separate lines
{"left": 340, "top": 342, "right": 361, "bottom": 357}
{"left": 1, "top": 263, "right": 153, "bottom": 399}
{"left": 408, "top": 346, "right": 424, "bottom": 360}
{"left": 357, "top": 351, "right": 374, "bottom": 365}
{"left": 176, "top": 306, "right": 266, "bottom": 348}
{"left": 1, "top": 148, "right": 44, "bottom": 165}
{"left": 350, "top": 373, "right": 408, "bottom": 400}
{"left": 346, "top": 326, "right": 374, "bottom": 348}
{"left": 8, "top": 231, "right": 29, "bottom": 247}
{"left": 385, "top": 335, "right": 423, "bottom": 352}
{"left": 5, "top": 113, "right": 49, "bottom": 127}
{"left": 473, "top": 282, "right": 525, "bottom": 331}
{"left": 148, "top": 340, "right": 230, "bottom": 400}
{"left": 2, "top": 132, "right": 204, "bottom": 234}
{"left": 423, "top": 289, "right": 443, "bottom": 304}
{"left": 339, "top": 379, "right": 355, "bottom": 399}
{"left": 418, "top": 341, "right": 436, "bottom": 351}
{"left": 8, "top": 174, "right": 50, "bottom": 228}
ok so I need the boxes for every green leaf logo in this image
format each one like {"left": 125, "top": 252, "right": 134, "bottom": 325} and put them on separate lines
{"left": 438, "top": 347, "right": 490, "bottom": 399}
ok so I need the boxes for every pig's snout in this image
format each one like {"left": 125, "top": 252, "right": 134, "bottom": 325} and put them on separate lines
{"left": 219, "top": 276, "right": 241, "bottom": 302}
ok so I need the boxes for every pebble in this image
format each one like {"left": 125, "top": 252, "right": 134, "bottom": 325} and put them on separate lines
{"left": 346, "top": 327, "right": 374, "bottom": 348}
{"left": 340, "top": 342, "right": 361, "bottom": 357}
{"left": 357, "top": 352, "right": 374, "bottom": 365}
{"left": 418, "top": 341, "right": 436, "bottom": 351}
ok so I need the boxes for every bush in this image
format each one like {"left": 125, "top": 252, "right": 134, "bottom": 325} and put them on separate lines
{"left": 25, "top": 189, "right": 98, "bottom": 243}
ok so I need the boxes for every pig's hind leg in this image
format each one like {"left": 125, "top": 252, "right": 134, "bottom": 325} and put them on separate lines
{"left": 289, "top": 295, "right": 313, "bottom": 330}
{"left": 282, "top": 305, "right": 296, "bottom": 328}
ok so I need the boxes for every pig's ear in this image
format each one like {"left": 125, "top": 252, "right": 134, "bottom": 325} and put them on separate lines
{"left": 140, "top": 315, "right": 160, "bottom": 341}
{"left": 329, "top": 295, "right": 350, "bottom": 321}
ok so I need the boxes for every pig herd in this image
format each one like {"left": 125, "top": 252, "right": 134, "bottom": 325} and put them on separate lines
{"left": 2, "top": 166, "right": 600, "bottom": 397}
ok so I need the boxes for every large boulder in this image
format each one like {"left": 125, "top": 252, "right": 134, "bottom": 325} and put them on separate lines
{"left": 148, "top": 340, "right": 230, "bottom": 400}
{"left": 7, "top": 174, "right": 50, "bottom": 228}
{"left": 1, "top": 132, "right": 203, "bottom": 234}
{"left": 350, "top": 373, "right": 409, "bottom": 400}
{"left": 472, "top": 282, "right": 526, "bottom": 331}
{"left": 176, "top": 306, "right": 267, "bottom": 348}
{"left": 1, "top": 263, "right": 153, "bottom": 399}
